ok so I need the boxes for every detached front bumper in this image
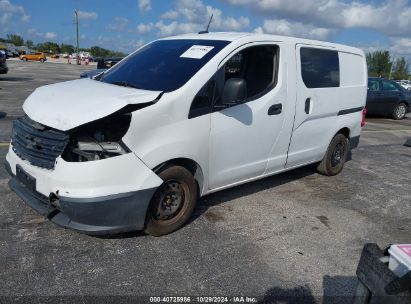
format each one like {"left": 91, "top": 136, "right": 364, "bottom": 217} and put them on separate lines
{"left": 6, "top": 148, "right": 162, "bottom": 235}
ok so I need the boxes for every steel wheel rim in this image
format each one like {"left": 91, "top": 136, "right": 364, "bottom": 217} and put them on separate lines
{"left": 152, "top": 180, "right": 187, "bottom": 221}
{"left": 331, "top": 143, "right": 344, "bottom": 167}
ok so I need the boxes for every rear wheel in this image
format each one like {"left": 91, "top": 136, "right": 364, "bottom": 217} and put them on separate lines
{"left": 317, "top": 134, "right": 349, "bottom": 176}
{"left": 23, "top": 57, "right": 28, "bottom": 61}
{"left": 39, "top": 58, "right": 45, "bottom": 63}
{"left": 144, "top": 166, "right": 197, "bottom": 236}
{"left": 392, "top": 103, "right": 407, "bottom": 120}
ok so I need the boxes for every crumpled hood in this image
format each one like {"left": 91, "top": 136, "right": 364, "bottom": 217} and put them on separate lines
{"left": 23, "top": 78, "right": 161, "bottom": 131}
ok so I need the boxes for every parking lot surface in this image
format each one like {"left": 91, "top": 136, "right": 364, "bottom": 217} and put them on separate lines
{"left": 0, "top": 61, "right": 410, "bottom": 301}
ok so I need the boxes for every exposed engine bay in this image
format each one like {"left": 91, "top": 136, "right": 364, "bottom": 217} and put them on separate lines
{"left": 62, "top": 113, "right": 132, "bottom": 162}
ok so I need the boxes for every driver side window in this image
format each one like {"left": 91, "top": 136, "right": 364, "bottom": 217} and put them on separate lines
{"left": 215, "top": 44, "right": 279, "bottom": 107}
{"left": 188, "top": 44, "right": 279, "bottom": 119}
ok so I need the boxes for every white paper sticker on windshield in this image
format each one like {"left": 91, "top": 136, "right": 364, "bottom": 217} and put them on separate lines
{"left": 180, "top": 45, "right": 214, "bottom": 59}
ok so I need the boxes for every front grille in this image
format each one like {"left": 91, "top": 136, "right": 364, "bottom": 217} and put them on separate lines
{"left": 12, "top": 116, "right": 69, "bottom": 169}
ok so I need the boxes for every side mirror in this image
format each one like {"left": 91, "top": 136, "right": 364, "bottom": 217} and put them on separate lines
{"left": 222, "top": 78, "right": 247, "bottom": 105}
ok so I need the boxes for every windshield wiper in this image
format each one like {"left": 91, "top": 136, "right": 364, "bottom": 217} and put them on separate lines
{"left": 111, "top": 81, "right": 138, "bottom": 89}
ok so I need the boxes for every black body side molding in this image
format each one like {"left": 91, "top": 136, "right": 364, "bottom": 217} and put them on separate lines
{"left": 338, "top": 106, "right": 364, "bottom": 116}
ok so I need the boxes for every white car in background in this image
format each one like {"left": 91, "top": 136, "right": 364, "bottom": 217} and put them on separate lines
{"left": 6, "top": 32, "right": 367, "bottom": 236}
{"left": 395, "top": 80, "right": 411, "bottom": 91}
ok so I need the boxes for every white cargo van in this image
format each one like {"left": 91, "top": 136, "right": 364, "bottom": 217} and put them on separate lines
{"left": 6, "top": 32, "right": 367, "bottom": 236}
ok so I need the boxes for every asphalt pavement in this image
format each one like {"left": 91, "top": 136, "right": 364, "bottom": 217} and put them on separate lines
{"left": 0, "top": 60, "right": 410, "bottom": 302}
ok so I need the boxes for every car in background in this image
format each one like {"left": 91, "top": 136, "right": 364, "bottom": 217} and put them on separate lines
{"left": 367, "top": 77, "right": 410, "bottom": 120}
{"left": 395, "top": 80, "right": 411, "bottom": 91}
{"left": 97, "top": 57, "right": 124, "bottom": 69}
{"left": 80, "top": 57, "right": 124, "bottom": 78}
{"left": 1, "top": 50, "right": 13, "bottom": 59}
{"left": 20, "top": 52, "right": 47, "bottom": 63}
{"left": 80, "top": 68, "right": 106, "bottom": 79}
{"left": 0, "top": 50, "right": 8, "bottom": 74}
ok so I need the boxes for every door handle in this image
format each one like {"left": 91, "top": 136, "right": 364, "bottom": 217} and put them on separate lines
{"left": 268, "top": 103, "right": 282, "bottom": 115}
{"left": 305, "top": 98, "right": 311, "bottom": 114}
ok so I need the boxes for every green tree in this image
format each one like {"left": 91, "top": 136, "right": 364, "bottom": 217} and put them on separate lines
{"left": 90, "top": 46, "right": 111, "bottom": 57}
{"left": 366, "top": 51, "right": 392, "bottom": 78}
{"left": 6, "top": 34, "right": 24, "bottom": 46}
{"left": 109, "top": 50, "right": 126, "bottom": 57}
{"left": 392, "top": 57, "right": 409, "bottom": 80}
{"left": 60, "top": 43, "right": 75, "bottom": 54}
{"left": 25, "top": 40, "right": 34, "bottom": 49}
{"left": 36, "top": 42, "right": 61, "bottom": 54}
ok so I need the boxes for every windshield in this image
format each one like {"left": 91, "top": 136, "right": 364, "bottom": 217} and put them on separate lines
{"left": 100, "top": 39, "right": 230, "bottom": 92}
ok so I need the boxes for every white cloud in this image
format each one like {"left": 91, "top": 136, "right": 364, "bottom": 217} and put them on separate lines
{"left": 210, "top": 8, "right": 250, "bottom": 31}
{"left": 77, "top": 10, "right": 98, "bottom": 20}
{"left": 27, "top": 28, "right": 57, "bottom": 40}
{"left": 107, "top": 17, "right": 129, "bottom": 31}
{"left": 221, "top": 0, "right": 411, "bottom": 37}
{"left": 390, "top": 38, "right": 411, "bottom": 57}
{"left": 131, "top": 39, "right": 145, "bottom": 49}
{"left": 155, "top": 20, "right": 201, "bottom": 37}
{"left": 0, "top": 13, "right": 12, "bottom": 25}
{"left": 45, "top": 32, "right": 57, "bottom": 39}
{"left": 154, "top": 0, "right": 250, "bottom": 37}
{"left": 116, "top": 39, "right": 146, "bottom": 53}
{"left": 0, "top": 0, "right": 30, "bottom": 24}
{"left": 97, "top": 35, "right": 114, "bottom": 44}
{"left": 27, "top": 28, "right": 42, "bottom": 38}
{"left": 161, "top": 10, "right": 179, "bottom": 20}
{"left": 134, "top": 22, "right": 154, "bottom": 34}
{"left": 255, "top": 19, "right": 335, "bottom": 40}
{"left": 359, "top": 38, "right": 411, "bottom": 62}
{"left": 138, "top": 0, "right": 152, "bottom": 12}
{"left": 21, "top": 14, "right": 30, "bottom": 22}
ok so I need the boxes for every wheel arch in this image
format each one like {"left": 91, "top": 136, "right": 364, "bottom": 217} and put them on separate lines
{"left": 152, "top": 158, "right": 204, "bottom": 198}
{"left": 335, "top": 127, "right": 350, "bottom": 139}
{"left": 400, "top": 100, "right": 409, "bottom": 107}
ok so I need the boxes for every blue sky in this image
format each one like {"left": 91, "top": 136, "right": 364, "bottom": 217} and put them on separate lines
{"left": 0, "top": 0, "right": 410, "bottom": 58}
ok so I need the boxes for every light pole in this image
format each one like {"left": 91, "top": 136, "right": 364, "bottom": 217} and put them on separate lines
{"left": 74, "top": 10, "right": 80, "bottom": 65}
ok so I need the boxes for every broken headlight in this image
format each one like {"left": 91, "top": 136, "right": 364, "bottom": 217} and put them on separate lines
{"left": 62, "top": 113, "right": 132, "bottom": 162}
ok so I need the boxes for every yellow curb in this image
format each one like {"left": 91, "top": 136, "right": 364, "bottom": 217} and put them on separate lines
{"left": 0, "top": 143, "right": 10, "bottom": 147}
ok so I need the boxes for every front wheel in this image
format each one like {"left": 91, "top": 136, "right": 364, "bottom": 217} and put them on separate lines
{"left": 392, "top": 103, "right": 407, "bottom": 120}
{"left": 317, "top": 134, "right": 349, "bottom": 176}
{"left": 144, "top": 166, "right": 198, "bottom": 236}
{"left": 23, "top": 57, "right": 28, "bottom": 61}
{"left": 39, "top": 58, "right": 45, "bottom": 63}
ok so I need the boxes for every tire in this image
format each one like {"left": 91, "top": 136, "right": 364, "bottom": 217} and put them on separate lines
{"left": 23, "top": 57, "right": 28, "bottom": 61}
{"left": 392, "top": 103, "right": 407, "bottom": 120}
{"left": 144, "top": 165, "right": 198, "bottom": 236}
{"left": 317, "top": 134, "right": 349, "bottom": 176}
{"left": 40, "top": 58, "right": 45, "bottom": 63}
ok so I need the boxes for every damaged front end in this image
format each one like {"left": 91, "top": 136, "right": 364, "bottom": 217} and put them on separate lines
{"left": 7, "top": 102, "right": 164, "bottom": 235}
{"left": 6, "top": 77, "right": 167, "bottom": 234}
{"left": 11, "top": 113, "right": 130, "bottom": 169}
{"left": 61, "top": 112, "right": 132, "bottom": 163}
{"left": 12, "top": 116, "right": 69, "bottom": 170}
{"left": 12, "top": 103, "right": 155, "bottom": 169}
